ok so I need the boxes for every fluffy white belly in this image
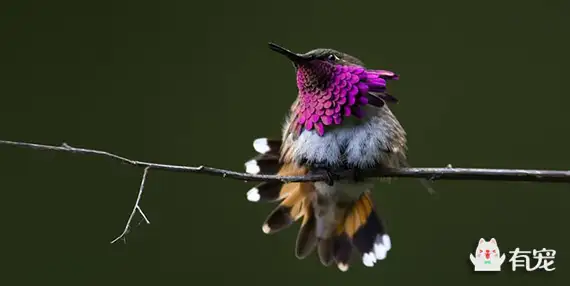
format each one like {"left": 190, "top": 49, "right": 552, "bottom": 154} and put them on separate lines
{"left": 289, "top": 107, "right": 399, "bottom": 169}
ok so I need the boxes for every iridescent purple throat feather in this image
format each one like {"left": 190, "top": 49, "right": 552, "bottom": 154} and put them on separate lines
{"left": 294, "top": 62, "right": 399, "bottom": 136}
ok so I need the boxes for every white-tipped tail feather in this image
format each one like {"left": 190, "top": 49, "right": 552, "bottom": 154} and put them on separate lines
{"left": 244, "top": 160, "right": 260, "bottom": 174}
{"left": 362, "top": 253, "right": 377, "bottom": 267}
{"left": 362, "top": 234, "right": 392, "bottom": 267}
{"left": 337, "top": 263, "right": 349, "bottom": 272}
{"left": 253, "top": 138, "right": 271, "bottom": 154}
{"left": 246, "top": 187, "right": 261, "bottom": 202}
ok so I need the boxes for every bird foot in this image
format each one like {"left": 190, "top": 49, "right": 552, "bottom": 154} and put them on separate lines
{"left": 308, "top": 164, "right": 338, "bottom": 186}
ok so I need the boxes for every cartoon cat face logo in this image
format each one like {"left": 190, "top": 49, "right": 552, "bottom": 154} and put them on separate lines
{"left": 469, "top": 238, "right": 506, "bottom": 271}
{"left": 476, "top": 238, "right": 500, "bottom": 262}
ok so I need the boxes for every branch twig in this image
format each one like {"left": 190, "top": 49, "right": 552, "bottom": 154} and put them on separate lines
{"left": 1, "top": 139, "right": 569, "bottom": 242}
{"left": 110, "top": 166, "right": 151, "bottom": 244}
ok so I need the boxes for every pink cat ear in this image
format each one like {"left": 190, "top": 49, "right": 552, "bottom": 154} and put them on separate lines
{"left": 479, "top": 238, "right": 485, "bottom": 244}
{"left": 490, "top": 238, "right": 497, "bottom": 244}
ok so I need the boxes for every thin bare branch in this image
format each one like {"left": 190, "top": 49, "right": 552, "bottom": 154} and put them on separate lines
{"left": 1, "top": 139, "right": 569, "bottom": 183}
{"left": 1, "top": 138, "right": 569, "bottom": 242}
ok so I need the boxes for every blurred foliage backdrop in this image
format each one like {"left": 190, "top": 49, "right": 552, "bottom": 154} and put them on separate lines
{"left": 0, "top": 0, "right": 569, "bottom": 285}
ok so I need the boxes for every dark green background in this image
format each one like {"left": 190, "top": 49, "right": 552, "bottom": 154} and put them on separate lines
{"left": 1, "top": 0, "right": 568, "bottom": 285}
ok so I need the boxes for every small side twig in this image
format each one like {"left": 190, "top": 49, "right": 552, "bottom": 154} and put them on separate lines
{"left": 110, "top": 166, "right": 151, "bottom": 244}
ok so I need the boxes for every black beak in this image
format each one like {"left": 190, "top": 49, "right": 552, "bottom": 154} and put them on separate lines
{"left": 268, "top": 42, "right": 313, "bottom": 63}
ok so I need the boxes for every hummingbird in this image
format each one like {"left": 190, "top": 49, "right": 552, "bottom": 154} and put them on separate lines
{"left": 243, "top": 42, "right": 425, "bottom": 272}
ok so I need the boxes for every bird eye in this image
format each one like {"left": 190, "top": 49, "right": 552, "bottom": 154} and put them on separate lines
{"left": 327, "top": 54, "right": 339, "bottom": 61}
